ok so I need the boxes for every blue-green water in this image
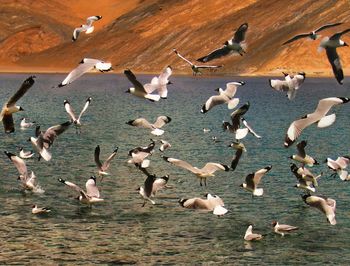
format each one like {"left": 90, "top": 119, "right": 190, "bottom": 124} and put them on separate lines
{"left": 1, "top": 73, "right": 350, "bottom": 264}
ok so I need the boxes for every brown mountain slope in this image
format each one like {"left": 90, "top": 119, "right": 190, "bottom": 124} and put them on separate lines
{"left": 1, "top": 0, "right": 350, "bottom": 76}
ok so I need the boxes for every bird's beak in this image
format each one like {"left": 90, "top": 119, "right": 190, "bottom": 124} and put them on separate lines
{"left": 344, "top": 42, "right": 349, "bottom": 47}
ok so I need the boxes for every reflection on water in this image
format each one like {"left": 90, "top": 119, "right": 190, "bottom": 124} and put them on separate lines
{"left": 0, "top": 74, "right": 350, "bottom": 264}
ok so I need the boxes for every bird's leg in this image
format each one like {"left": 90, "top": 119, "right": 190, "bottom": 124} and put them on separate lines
{"left": 142, "top": 200, "right": 146, "bottom": 207}
{"left": 204, "top": 178, "right": 207, "bottom": 187}
{"left": 200, "top": 179, "right": 202, "bottom": 186}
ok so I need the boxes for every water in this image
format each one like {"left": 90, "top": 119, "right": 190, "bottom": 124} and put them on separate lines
{"left": 0, "top": 73, "right": 350, "bottom": 264}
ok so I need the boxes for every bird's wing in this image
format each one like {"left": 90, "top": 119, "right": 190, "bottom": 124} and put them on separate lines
{"left": 144, "top": 77, "right": 159, "bottom": 93}
{"left": 296, "top": 140, "right": 307, "bottom": 157}
{"left": 269, "top": 79, "right": 289, "bottom": 91}
{"left": 86, "top": 16, "right": 101, "bottom": 26}
{"left": 152, "top": 176, "right": 169, "bottom": 195}
{"left": 196, "top": 65, "right": 222, "bottom": 69}
{"left": 245, "top": 173, "right": 256, "bottom": 189}
{"left": 127, "top": 118, "right": 153, "bottom": 129}
{"left": 197, "top": 46, "right": 231, "bottom": 63}
{"left": 201, "top": 94, "right": 228, "bottom": 113}
{"left": 252, "top": 167, "right": 271, "bottom": 185}
{"left": 173, "top": 49, "right": 193, "bottom": 66}
{"left": 86, "top": 178, "right": 100, "bottom": 198}
{"left": 2, "top": 114, "right": 14, "bottom": 133}
{"left": 72, "top": 27, "right": 84, "bottom": 41}
{"left": 153, "top": 116, "right": 171, "bottom": 128}
{"left": 7, "top": 76, "right": 35, "bottom": 106}
{"left": 94, "top": 145, "right": 102, "bottom": 169}
{"left": 59, "top": 61, "right": 96, "bottom": 87}
{"left": 162, "top": 156, "right": 199, "bottom": 174}
{"left": 59, "top": 178, "right": 83, "bottom": 194}
{"left": 45, "top": 121, "right": 71, "bottom": 137}
{"left": 315, "top": 22, "right": 343, "bottom": 33}
{"left": 159, "top": 66, "right": 172, "bottom": 84}
{"left": 144, "top": 174, "right": 156, "bottom": 197}
{"left": 282, "top": 33, "right": 310, "bottom": 45}
{"left": 77, "top": 97, "right": 92, "bottom": 121}
{"left": 102, "top": 148, "right": 118, "bottom": 171}
{"left": 5, "top": 151, "right": 27, "bottom": 176}
{"left": 242, "top": 118, "right": 261, "bottom": 138}
{"left": 231, "top": 148, "right": 243, "bottom": 171}
{"left": 325, "top": 47, "right": 343, "bottom": 84}
{"left": 329, "top": 28, "right": 350, "bottom": 40}
{"left": 201, "top": 163, "right": 229, "bottom": 174}
{"left": 124, "top": 69, "right": 147, "bottom": 93}
{"left": 182, "top": 198, "right": 210, "bottom": 210}
{"left": 223, "top": 82, "right": 238, "bottom": 98}
{"left": 64, "top": 100, "right": 77, "bottom": 121}
{"left": 233, "top": 23, "right": 248, "bottom": 43}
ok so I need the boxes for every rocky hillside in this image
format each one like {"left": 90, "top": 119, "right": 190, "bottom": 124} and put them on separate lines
{"left": 1, "top": 0, "right": 350, "bottom": 76}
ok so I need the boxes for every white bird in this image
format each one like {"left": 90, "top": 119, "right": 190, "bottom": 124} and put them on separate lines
{"left": 179, "top": 193, "right": 228, "bottom": 216}
{"left": 30, "top": 121, "right": 71, "bottom": 161}
{"left": 290, "top": 140, "right": 318, "bottom": 166}
{"left": 173, "top": 49, "right": 222, "bottom": 75}
{"left": 128, "top": 139, "right": 155, "bottom": 168}
{"left": 4, "top": 151, "right": 38, "bottom": 191}
{"left": 126, "top": 115, "right": 172, "bottom": 136}
{"left": 222, "top": 102, "right": 250, "bottom": 133}
{"left": 19, "top": 147, "right": 35, "bottom": 159}
{"left": 244, "top": 225, "right": 263, "bottom": 241}
{"left": 203, "top": 128, "right": 211, "bottom": 133}
{"left": 235, "top": 118, "right": 262, "bottom": 140}
{"left": 58, "top": 176, "right": 103, "bottom": 206}
{"left": 0, "top": 76, "right": 35, "bottom": 133}
{"left": 144, "top": 66, "right": 173, "bottom": 98}
{"left": 282, "top": 22, "right": 343, "bottom": 45}
{"left": 319, "top": 28, "right": 350, "bottom": 84}
{"left": 269, "top": 72, "right": 306, "bottom": 100}
{"left": 290, "top": 163, "right": 321, "bottom": 192}
{"left": 201, "top": 82, "right": 245, "bottom": 113}
{"left": 197, "top": 23, "right": 248, "bottom": 62}
{"left": 20, "top": 118, "right": 36, "bottom": 129}
{"left": 302, "top": 194, "right": 336, "bottom": 225}
{"left": 72, "top": 15, "right": 102, "bottom": 41}
{"left": 94, "top": 145, "right": 118, "bottom": 177}
{"left": 326, "top": 156, "right": 350, "bottom": 180}
{"left": 284, "top": 97, "right": 350, "bottom": 147}
{"left": 124, "top": 69, "right": 161, "bottom": 102}
{"left": 272, "top": 221, "right": 298, "bottom": 236}
{"left": 64, "top": 97, "right": 92, "bottom": 133}
{"left": 137, "top": 167, "right": 169, "bottom": 207}
{"left": 162, "top": 155, "right": 229, "bottom": 186}
{"left": 159, "top": 139, "right": 171, "bottom": 152}
{"left": 32, "top": 205, "right": 51, "bottom": 214}
{"left": 58, "top": 58, "right": 112, "bottom": 87}
{"left": 241, "top": 166, "right": 272, "bottom": 196}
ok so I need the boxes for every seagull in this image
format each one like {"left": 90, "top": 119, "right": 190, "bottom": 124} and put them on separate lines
{"left": 137, "top": 167, "right": 169, "bottom": 207}
{"left": 57, "top": 58, "right": 112, "bottom": 87}
{"left": 19, "top": 147, "right": 35, "bottom": 159}
{"left": 128, "top": 139, "right": 155, "bottom": 168}
{"left": 32, "top": 205, "right": 51, "bottom": 214}
{"left": 30, "top": 121, "right": 71, "bottom": 161}
{"left": 126, "top": 115, "right": 172, "bottom": 136}
{"left": 58, "top": 176, "right": 103, "bottom": 206}
{"left": 284, "top": 97, "right": 350, "bottom": 147}
{"left": 20, "top": 118, "right": 36, "bottom": 129}
{"left": 290, "top": 163, "right": 321, "bottom": 192}
{"left": 159, "top": 140, "right": 171, "bottom": 152}
{"left": 144, "top": 66, "right": 173, "bottom": 98}
{"left": 197, "top": 23, "right": 248, "bottom": 62}
{"left": 244, "top": 225, "right": 263, "bottom": 241}
{"left": 201, "top": 82, "right": 245, "bottom": 113}
{"left": 228, "top": 141, "right": 246, "bottom": 171}
{"left": 0, "top": 76, "right": 35, "bottom": 133}
{"left": 173, "top": 49, "right": 222, "bottom": 75}
{"left": 72, "top": 15, "right": 102, "bottom": 41}
{"left": 302, "top": 194, "right": 336, "bottom": 225}
{"left": 235, "top": 118, "right": 262, "bottom": 140}
{"left": 4, "top": 151, "right": 38, "bottom": 191}
{"left": 203, "top": 128, "right": 211, "bottom": 133}
{"left": 161, "top": 155, "right": 229, "bottom": 186}
{"left": 272, "top": 221, "right": 298, "bottom": 236}
{"left": 222, "top": 102, "right": 250, "bottom": 133}
{"left": 290, "top": 140, "right": 318, "bottom": 166}
{"left": 269, "top": 72, "right": 306, "bottom": 100}
{"left": 240, "top": 166, "right": 272, "bottom": 196}
{"left": 124, "top": 69, "right": 161, "bottom": 102}
{"left": 64, "top": 97, "right": 92, "bottom": 133}
{"left": 326, "top": 156, "right": 350, "bottom": 180}
{"left": 282, "top": 22, "right": 343, "bottom": 45}
{"left": 318, "top": 28, "right": 350, "bottom": 84}
{"left": 94, "top": 145, "right": 118, "bottom": 178}
{"left": 178, "top": 193, "right": 228, "bottom": 216}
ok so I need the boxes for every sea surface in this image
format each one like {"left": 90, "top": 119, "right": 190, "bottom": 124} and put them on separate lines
{"left": 0, "top": 73, "right": 350, "bottom": 265}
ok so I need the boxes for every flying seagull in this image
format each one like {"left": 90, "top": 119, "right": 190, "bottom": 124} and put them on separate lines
{"left": 144, "top": 66, "right": 173, "bottom": 99}
{"left": 72, "top": 15, "right": 102, "bottom": 41}
{"left": 179, "top": 193, "right": 228, "bottom": 216}
{"left": 161, "top": 155, "right": 229, "bottom": 186}
{"left": 234, "top": 118, "right": 262, "bottom": 140}
{"left": 290, "top": 163, "right": 321, "bottom": 192}
{"left": 282, "top": 22, "right": 343, "bottom": 45}
{"left": 128, "top": 139, "right": 155, "bottom": 168}
{"left": 94, "top": 145, "right": 118, "bottom": 178}
{"left": 58, "top": 176, "right": 103, "bottom": 206}
{"left": 0, "top": 76, "right": 35, "bottom": 133}
{"left": 57, "top": 58, "right": 112, "bottom": 87}
{"left": 173, "top": 49, "right": 222, "bottom": 75}
{"left": 124, "top": 69, "right": 161, "bottom": 102}
{"left": 159, "top": 139, "right": 171, "bottom": 152}
{"left": 269, "top": 72, "right": 306, "bottom": 100}
{"left": 326, "top": 156, "right": 350, "bottom": 180}
{"left": 19, "top": 147, "right": 35, "bottom": 159}
{"left": 319, "top": 28, "right": 350, "bottom": 84}
{"left": 228, "top": 141, "right": 246, "bottom": 171}
{"left": 290, "top": 140, "right": 318, "bottom": 166}
{"left": 222, "top": 102, "right": 250, "bottom": 134}
{"left": 64, "top": 97, "right": 92, "bottom": 133}
{"left": 20, "top": 118, "right": 36, "bottom": 129}
{"left": 197, "top": 23, "right": 248, "bottom": 62}
{"left": 201, "top": 82, "right": 245, "bottom": 113}
{"left": 126, "top": 115, "right": 172, "bottom": 136}
{"left": 302, "top": 194, "right": 336, "bottom": 225}
{"left": 284, "top": 97, "right": 350, "bottom": 147}
{"left": 240, "top": 166, "right": 272, "bottom": 196}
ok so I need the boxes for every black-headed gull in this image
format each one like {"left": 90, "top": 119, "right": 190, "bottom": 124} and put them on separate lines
{"left": 72, "top": 15, "right": 102, "bottom": 41}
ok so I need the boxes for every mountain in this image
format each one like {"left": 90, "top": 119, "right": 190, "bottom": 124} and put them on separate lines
{"left": 1, "top": 0, "right": 350, "bottom": 76}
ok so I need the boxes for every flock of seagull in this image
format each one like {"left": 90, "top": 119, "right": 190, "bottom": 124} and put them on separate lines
{"left": 1, "top": 16, "right": 350, "bottom": 243}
